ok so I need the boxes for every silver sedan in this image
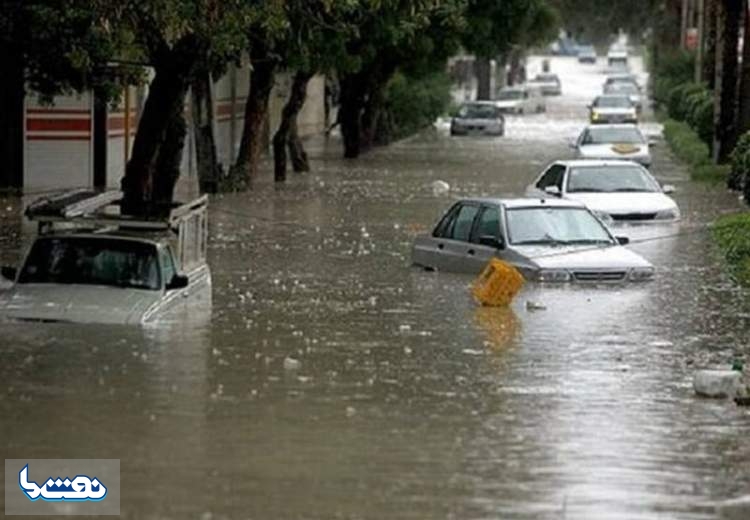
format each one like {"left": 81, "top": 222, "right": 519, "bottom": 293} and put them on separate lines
{"left": 411, "top": 198, "right": 654, "bottom": 282}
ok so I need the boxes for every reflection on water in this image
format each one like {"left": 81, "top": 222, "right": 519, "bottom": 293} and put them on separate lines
{"left": 1, "top": 56, "right": 750, "bottom": 519}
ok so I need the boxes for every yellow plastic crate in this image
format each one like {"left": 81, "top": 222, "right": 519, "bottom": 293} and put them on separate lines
{"left": 471, "top": 258, "right": 525, "bottom": 307}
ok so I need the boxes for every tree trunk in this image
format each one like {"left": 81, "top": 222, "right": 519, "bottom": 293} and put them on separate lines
{"left": 339, "top": 71, "right": 367, "bottom": 158}
{"left": 273, "top": 71, "right": 312, "bottom": 182}
{"left": 712, "top": 0, "right": 742, "bottom": 163}
{"left": 121, "top": 36, "right": 200, "bottom": 214}
{"left": 288, "top": 119, "right": 309, "bottom": 172}
{"left": 361, "top": 79, "right": 389, "bottom": 150}
{"left": 0, "top": 41, "right": 24, "bottom": 191}
{"left": 737, "top": 0, "right": 750, "bottom": 134}
{"left": 191, "top": 71, "right": 220, "bottom": 193}
{"left": 704, "top": 0, "right": 718, "bottom": 87}
{"left": 475, "top": 57, "right": 491, "bottom": 100}
{"left": 233, "top": 48, "right": 276, "bottom": 184}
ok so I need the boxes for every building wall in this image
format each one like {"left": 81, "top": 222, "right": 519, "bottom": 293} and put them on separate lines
{"left": 21, "top": 63, "right": 325, "bottom": 193}
{"left": 24, "top": 93, "right": 93, "bottom": 191}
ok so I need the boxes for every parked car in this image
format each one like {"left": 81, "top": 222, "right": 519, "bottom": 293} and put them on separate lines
{"left": 607, "top": 47, "right": 628, "bottom": 68}
{"left": 604, "top": 73, "right": 640, "bottom": 91}
{"left": 495, "top": 85, "right": 546, "bottom": 114}
{"left": 572, "top": 124, "right": 652, "bottom": 168}
{"left": 603, "top": 81, "right": 643, "bottom": 112}
{"left": 577, "top": 45, "right": 597, "bottom": 64}
{"left": 529, "top": 73, "right": 562, "bottom": 96}
{"left": 588, "top": 95, "right": 638, "bottom": 124}
{"left": 411, "top": 197, "right": 654, "bottom": 282}
{"left": 450, "top": 102, "right": 505, "bottom": 136}
{"left": 526, "top": 160, "right": 680, "bottom": 222}
{"left": 0, "top": 190, "right": 211, "bottom": 325}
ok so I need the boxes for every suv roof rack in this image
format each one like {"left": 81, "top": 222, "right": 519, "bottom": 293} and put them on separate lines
{"left": 25, "top": 190, "right": 208, "bottom": 234}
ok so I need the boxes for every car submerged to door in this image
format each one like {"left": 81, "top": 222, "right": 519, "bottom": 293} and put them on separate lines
{"left": 450, "top": 102, "right": 505, "bottom": 136}
{"left": 526, "top": 160, "right": 680, "bottom": 223}
{"left": 411, "top": 198, "right": 654, "bottom": 282}
{"left": 0, "top": 190, "right": 211, "bottom": 325}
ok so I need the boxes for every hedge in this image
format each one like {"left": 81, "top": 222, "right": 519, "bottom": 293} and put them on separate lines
{"left": 713, "top": 213, "right": 750, "bottom": 286}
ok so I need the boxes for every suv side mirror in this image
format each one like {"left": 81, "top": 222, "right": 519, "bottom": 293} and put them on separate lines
{"left": 544, "top": 185, "right": 562, "bottom": 197}
{"left": 479, "top": 235, "right": 505, "bottom": 250}
{"left": 616, "top": 236, "right": 630, "bottom": 245}
{"left": 1, "top": 266, "right": 17, "bottom": 281}
{"left": 166, "top": 274, "right": 189, "bottom": 290}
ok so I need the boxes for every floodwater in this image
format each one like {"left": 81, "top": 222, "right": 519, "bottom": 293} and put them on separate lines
{"left": 2, "top": 57, "right": 750, "bottom": 519}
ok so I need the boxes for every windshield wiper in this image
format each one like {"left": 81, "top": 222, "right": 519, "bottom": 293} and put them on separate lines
{"left": 612, "top": 187, "right": 649, "bottom": 192}
{"left": 569, "top": 188, "right": 604, "bottom": 192}
{"left": 565, "top": 239, "right": 613, "bottom": 245}
{"left": 514, "top": 234, "right": 567, "bottom": 246}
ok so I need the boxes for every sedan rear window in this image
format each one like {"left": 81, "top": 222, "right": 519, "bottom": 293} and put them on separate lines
{"left": 506, "top": 207, "right": 613, "bottom": 246}
{"left": 18, "top": 237, "right": 161, "bottom": 290}
{"left": 567, "top": 166, "right": 660, "bottom": 193}
{"left": 458, "top": 104, "right": 501, "bottom": 119}
{"left": 582, "top": 127, "right": 645, "bottom": 144}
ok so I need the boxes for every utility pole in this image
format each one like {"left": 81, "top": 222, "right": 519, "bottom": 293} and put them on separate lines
{"left": 682, "top": 0, "right": 690, "bottom": 48}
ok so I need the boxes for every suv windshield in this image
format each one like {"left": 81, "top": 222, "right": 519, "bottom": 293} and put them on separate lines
{"left": 506, "top": 207, "right": 613, "bottom": 245}
{"left": 18, "top": 237, "right": 161, "bottom": 290}
{"left": 458, "top": 104, "right": 501, "bottom": 119}
{"left": 582, "top": 127, "right": 644, "bottom": 144}
{"left": 568, "top": 166, "right": 660, "bottom": 193}
{"left": 594, "top": 96, "right": 632, "bottom": 108}
{"left": 497, "top": 89, "right": 523, "bottom": 100}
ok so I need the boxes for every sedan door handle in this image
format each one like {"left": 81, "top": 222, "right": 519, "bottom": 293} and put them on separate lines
{"left": 437, "top": 243, "right": 444, "bottom": 250}
{"left": 467, "top": 249, "right": 475, "bottom": 256}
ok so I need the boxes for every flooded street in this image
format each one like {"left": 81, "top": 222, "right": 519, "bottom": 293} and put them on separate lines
{"left": 2, "top": 57, "right": 750, "bottom": 519}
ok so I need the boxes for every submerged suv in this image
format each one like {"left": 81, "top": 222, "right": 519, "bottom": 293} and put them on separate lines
{"left": 0, "top": 190, "right": 211, "bottom": 325}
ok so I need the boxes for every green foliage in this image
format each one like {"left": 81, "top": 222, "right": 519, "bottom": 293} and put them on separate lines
{"left": 463, "top": 0, "right": 559, "bottom": 58}
{"left": 652, "top": 50, "right": 695, "bottom": 107}
{"left": 662, "top": 119, "right": 712, "bottom": 174}
{"left": 713, "top": 213, "right": 750, "bottom": 286}
{"left": 685, "top": 89, "right": 714, "bottom": 147}
{"left": 729, "top": 132, "right": 750, "bottom": 193}
{"left": 550, "top": 0, "right": 658, "bottom": 45}
{"left": 691, "top": 164, "right": 730, "bottom": 184}
{"left": 383, "top": 71, "right": 453, "bottom": 140}
{"left": 666, "top": 82, "right": 704, "bottom": 121}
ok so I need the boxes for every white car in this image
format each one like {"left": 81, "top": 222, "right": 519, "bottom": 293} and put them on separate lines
{"left": 528, "top": 73, "right": 562, "bottom": 96}
{"left": 588, "top": 95, "right": 638, "bottom": 124}
{"left": 0, "top": 190, "right": 211, "bottom": 325}
{"left": 604, "top": 82, "right": 643, "bottom": 112}
{"left": 572, "top": 124, "right": 652, "bottom": 168}
{"left": 526, "top": 160, "right": 680, "bottom": 222}
{"left": 450, "top": 102, "right": 505, "bottom": 136}
{"left": 411, "top": 197, "right": 654, "bottom": 282}
{"left": 495, "top": 85, "right": 545, "bottom": 114}
{"left": 607, "top": 48, "right": 628, "bottom": 69}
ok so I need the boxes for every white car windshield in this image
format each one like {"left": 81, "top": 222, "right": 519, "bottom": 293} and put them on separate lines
{"left": 607, "top": 83, "right": 639, "bottom": 94}
{"left": 567, "top": 166, "right": 661, "bottom": 193}
{"left": 498, "top": 89, "right": 523, "bottom": 100}
{"left": 594, "top": 96, "right": 632, "bottom": 108}
{"left": 18, "top": 237, "right": 161, "bottom": 290}
{"left": 506, "top": 207, "right": 613, "bottom": 245}
{"left": 535, "top": 75, "right": 558, "bottom": 83}
{"left": 581, "top": 127, "right": 645, "bottom": 144}
{"left": 458, "top": 104, "right": 501, "bottom": 119}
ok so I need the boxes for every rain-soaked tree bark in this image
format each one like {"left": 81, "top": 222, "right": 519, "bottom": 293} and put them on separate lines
{"left": 475, "top": 57, "right": 491, "bottom": 100}
{"left": 288, "top": 119, "right": 309, "bottom": 173}
{"left": 737, "top": 1, "right": 750, "bottom": 135}
{"left": 233, "top": 45, "right": 277, "bottom": 184}
{"left": 712, "top": 0, "right": 742, "bottom": 163}
{"left": 703, "top": 0, "right": 718, "bottom": 87}
{"left": 191, "top": 71, "right": 220, "bottom": 193}
{"left": 273, "top": 71, "right": 312, "bottom": 182}
{"left": 339, "top": 70, "right": 368, "bottom": 158}
{"left": 121, "top": 35, "right": 201, "bottom": 214}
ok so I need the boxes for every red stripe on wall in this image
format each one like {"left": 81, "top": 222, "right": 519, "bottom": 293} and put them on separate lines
{"left": 27, "top": 135, "right": 91, "bottom": 141}
{"left": 27, "top": 118, "right": 91, "bottom": 132}
{"left": 27, "top": 108, "right": 91, "bottom": 115}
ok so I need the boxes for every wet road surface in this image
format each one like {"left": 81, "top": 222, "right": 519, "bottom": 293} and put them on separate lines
{"left": 2, "top": 56, "right": 750, "bottom": 519}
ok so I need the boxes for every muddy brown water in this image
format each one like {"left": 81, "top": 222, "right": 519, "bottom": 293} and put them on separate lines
{"left": 1, "top": 57, "right": 749, "bottom": 519}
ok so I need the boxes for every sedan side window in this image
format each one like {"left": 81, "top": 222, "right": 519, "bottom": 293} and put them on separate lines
{"left": 160, "top": 246, "right": 177, "bottom": 286}
{"left": 472, "top": 206, "right": 501, "bottom": 243}
{"left": 433, "top": 204, "right": 461, "bottom": 238}
{"left": 536, "top": 165, "right": 565, "bottom": 189}
{"left": 450, "top": 204, "right": 480, "bottom": 242}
